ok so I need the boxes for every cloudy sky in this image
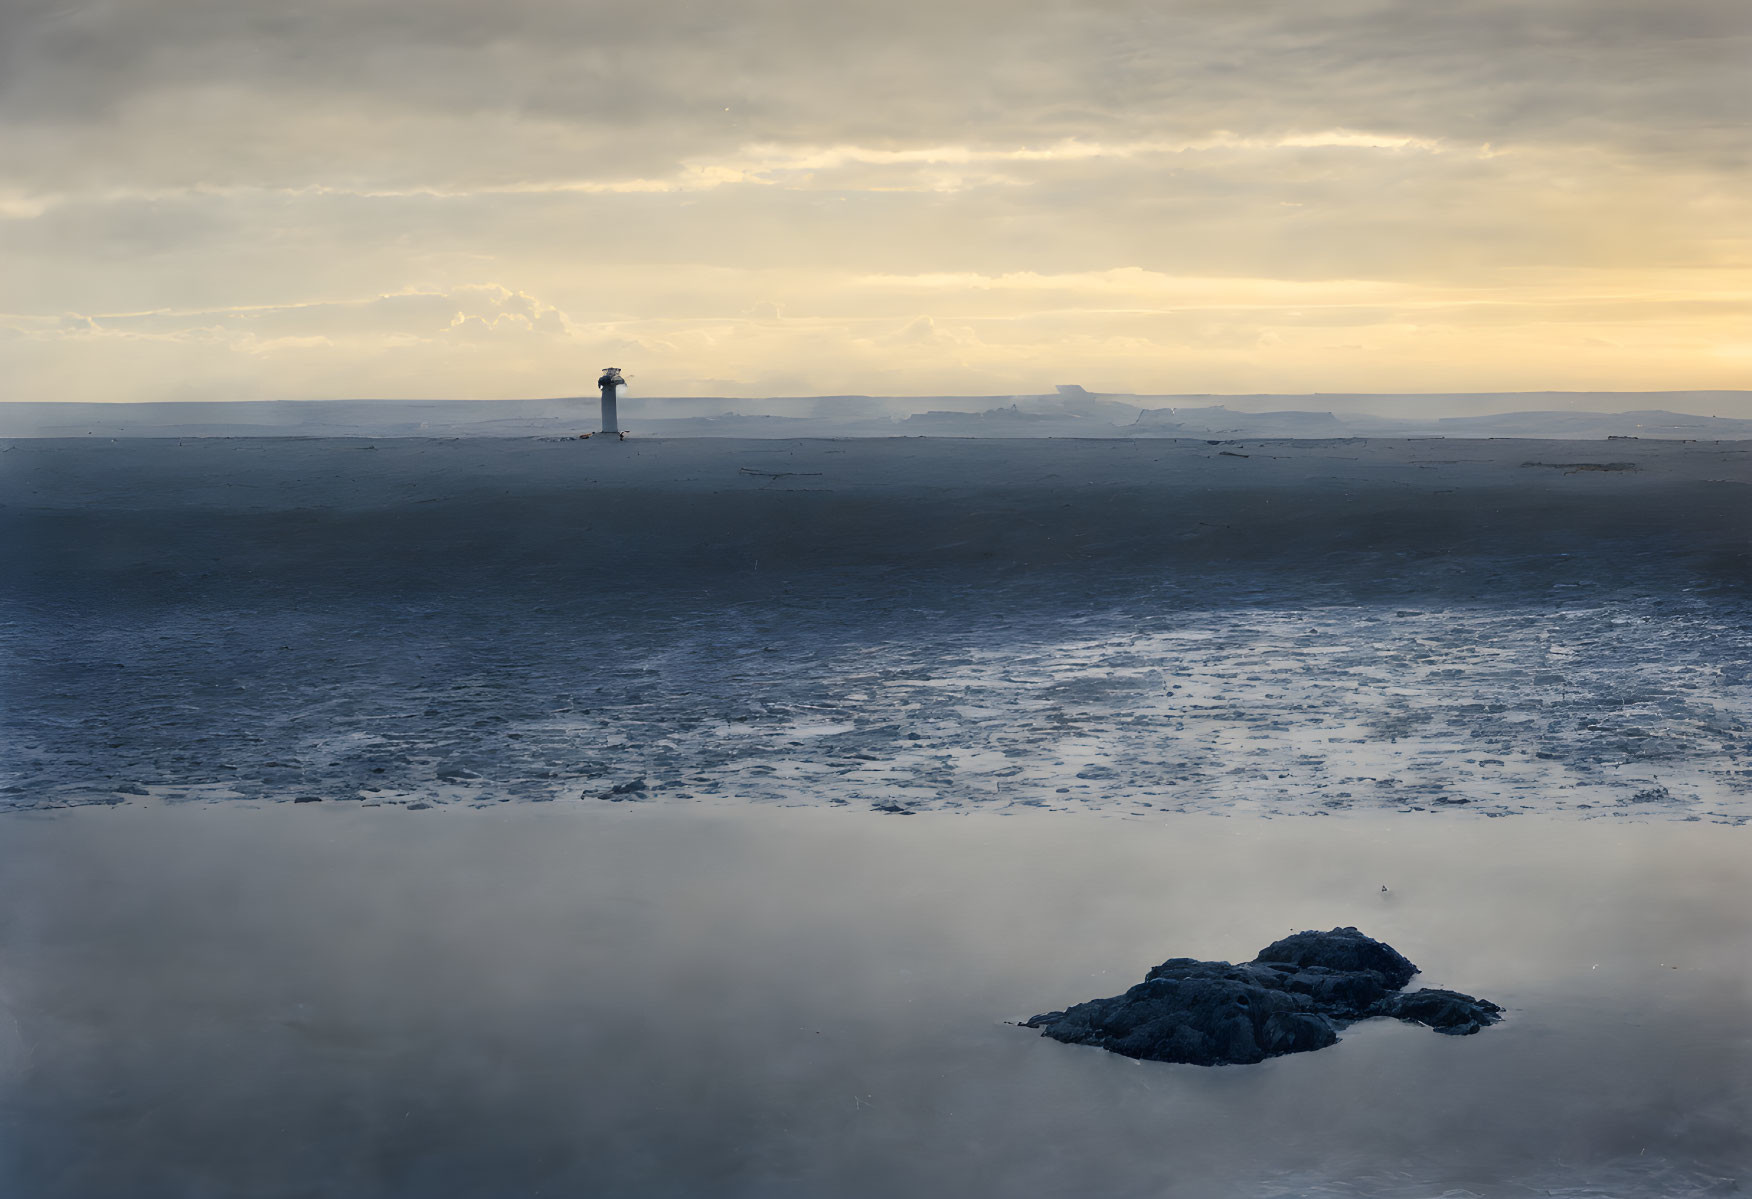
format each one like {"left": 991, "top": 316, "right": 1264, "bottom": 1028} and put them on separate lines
{"left": 2, "top": 0, "right": 1747, "bottom": 404}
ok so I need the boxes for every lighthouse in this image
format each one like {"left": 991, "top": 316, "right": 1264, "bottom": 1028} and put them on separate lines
{"left": 597, "top": 367, "right": 623, "bottom": 435}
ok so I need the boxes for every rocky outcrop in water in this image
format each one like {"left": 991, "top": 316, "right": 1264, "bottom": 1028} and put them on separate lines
{"left": 1022, "top": 926, "right": 1500, "bottom": 1066}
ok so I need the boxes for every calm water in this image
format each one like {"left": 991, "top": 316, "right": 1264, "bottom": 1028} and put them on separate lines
{"left": 0, "top": 804, "right": 1745, "bottom": 1197}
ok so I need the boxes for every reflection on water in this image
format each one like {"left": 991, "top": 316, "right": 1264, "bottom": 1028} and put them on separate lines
{"left": 1, "top": 804, "right": 1746, "bottom": 1197}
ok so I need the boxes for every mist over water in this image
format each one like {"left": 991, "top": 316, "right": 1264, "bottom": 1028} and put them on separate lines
{"left": 0, "top": 805, "right": 1746, "bottom": 1198}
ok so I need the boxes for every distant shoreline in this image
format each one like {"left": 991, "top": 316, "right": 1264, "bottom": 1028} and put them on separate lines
{"left": 5, "top": 391, "right": 1752, "bottom": 441}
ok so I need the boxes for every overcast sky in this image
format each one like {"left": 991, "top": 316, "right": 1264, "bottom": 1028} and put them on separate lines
{"left": 2, "top": 0, "right": 1747, "bottom": 404}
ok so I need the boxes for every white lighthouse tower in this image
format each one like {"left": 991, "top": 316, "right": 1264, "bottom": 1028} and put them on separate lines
{"left": 597, "top": 367, "right": 624, "bottom": 436}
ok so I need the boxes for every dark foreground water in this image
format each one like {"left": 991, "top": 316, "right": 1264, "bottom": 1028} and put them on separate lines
{"left": 0, "top": 804, "right": 1746, "bottom": 1198}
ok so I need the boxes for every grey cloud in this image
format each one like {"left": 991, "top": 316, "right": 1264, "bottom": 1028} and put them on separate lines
{"left": 7, "top": 285, "right": 571, "bottom": 347}
{"left": 3, "top": 0, "right": 1746, "bottom": 193}
{"left": 6, "top": 142, "right": 1728, "bottom": 309}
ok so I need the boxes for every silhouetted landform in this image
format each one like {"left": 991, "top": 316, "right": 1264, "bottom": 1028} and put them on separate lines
{"left": 1023, "top": 927, "right": 1501, "bottom": 1066}
{"left": 4, "top": 390, "right": 1752, "bottom": 440}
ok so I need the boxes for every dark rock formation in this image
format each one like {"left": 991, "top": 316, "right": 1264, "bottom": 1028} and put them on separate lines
{"left": 1022, "top": 926, "right": 1500, "bottom": 1066}
{"left": 1252, "top": 926, "right": 1418, "bottom": 990}
{"left": 1375, "top": 987, "right": 1503, "bottom": 1035}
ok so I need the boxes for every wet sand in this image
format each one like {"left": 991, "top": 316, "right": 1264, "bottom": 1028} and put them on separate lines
{"left": 7, "top": 587, "right": 1750, "bottom": 821}
{"left": 0, "top": 803, "right": 1746, "bottom": 1197}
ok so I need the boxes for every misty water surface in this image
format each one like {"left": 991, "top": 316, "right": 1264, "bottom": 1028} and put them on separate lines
{"left": 0, "top": 805, "right": 1745, "bottom": 1198}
